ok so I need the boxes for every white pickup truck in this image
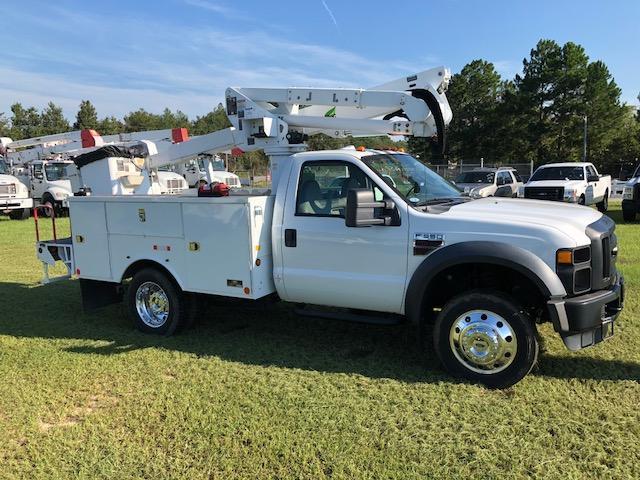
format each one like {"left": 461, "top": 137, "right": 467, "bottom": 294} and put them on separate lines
{"left": 34, "top": 69, "right": 624, "bottom": 388}
{"left": 520, "top": 162, "right": 611, "bottom": 212}
{"left": 0, "top": 159, "right": 33, "bottom": 219}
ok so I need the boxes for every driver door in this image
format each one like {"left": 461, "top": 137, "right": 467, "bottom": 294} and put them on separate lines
{"left": 31, "top": 163, "right": 46, "bottom": 200}
{"left": 280, "top": 160, "right": 409, "bottom": 314}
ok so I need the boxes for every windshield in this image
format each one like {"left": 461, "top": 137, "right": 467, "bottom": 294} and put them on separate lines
{"left": 197, "top": 157, "right": 226, "bottom": 172}
{"left": 456, "top": 171, "right": 495, "bottom": 184}
{"left": 531, "top": 166, "right": 584, "bottom": 181}
{"left": 0, "top": 161, "right": 7, "bottom": 175}
{"left": 44, "top": 163, "right": 68, "bottom": 181}
{"left": 362, "top": 153, "right": 461, "bottom": 205}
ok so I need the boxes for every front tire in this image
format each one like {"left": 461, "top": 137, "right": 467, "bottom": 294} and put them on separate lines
{"left": 623, "top": 208, "right": 636, "bottom": 222}
{"left": 432, "top": 291, "right": 539, "bottom": 388}
{"left": 596, "top": 191, "right": 608, "bottom": 212}
{"left": 127, "top": 268, "right": 186, "bottom": 335}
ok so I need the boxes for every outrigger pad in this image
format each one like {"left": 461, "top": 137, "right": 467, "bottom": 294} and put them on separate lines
{"left": 79, "top": 279, "right": 123, "bottom": 312}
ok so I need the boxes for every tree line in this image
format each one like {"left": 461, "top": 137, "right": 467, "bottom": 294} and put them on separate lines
{"left": 411, "top": 39, "right": 640, "bottom": 174}
{"left": 1, "top": 38, "right": 638, "bottom": 175}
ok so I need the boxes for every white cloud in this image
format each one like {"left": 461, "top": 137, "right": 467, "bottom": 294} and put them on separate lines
{"left": 0, "top": 4, "right": 439, "bottom": 120}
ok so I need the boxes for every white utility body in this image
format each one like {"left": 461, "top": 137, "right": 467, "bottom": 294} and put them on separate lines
{"left": 36, "top": 67, "right": 624, "bottom": 388}
{"left": 521, "top": 162, "right": 611, "bottom": 212}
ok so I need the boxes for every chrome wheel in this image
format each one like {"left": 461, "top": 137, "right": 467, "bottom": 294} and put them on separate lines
{"left": 449, "top": 309, "right": 517, "bottom": 374}
{"left": 135, "top": 281, "right": 170, "bottom": 328}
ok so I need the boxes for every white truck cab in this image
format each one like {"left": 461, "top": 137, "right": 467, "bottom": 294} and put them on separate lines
{"left": 176, "top": 155, "right": 241, "bottom": 188}
{"left": 0, "top": 158, "right": 33, "bottom": 219}
{"left": 16, "top": 158, "right": 74, "bottom": 215}
{"left": 455, "top": 167, "right": 523, "bottom": 198}
{"left": 34, "top": 68, "right": 624, "bottom": 388}
{"left": 520, "top": 162, "right": 611, "bottom": 212}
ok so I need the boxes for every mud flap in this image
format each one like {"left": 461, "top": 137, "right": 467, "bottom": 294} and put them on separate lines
{"left": 79, "top": 279, "right": 123, "bottom": 312}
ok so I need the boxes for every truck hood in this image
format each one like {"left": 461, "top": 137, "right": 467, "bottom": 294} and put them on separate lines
{"left": 456, "top": 182, "right": 491, "bottom": 191}
{"left": 445, "top": 197, "right": 601, "bottom": 240}
{"left": 0, "top": 174, "right": 19, "bottom": 184}
{"left": 525, "top": 180, "right": 584, "bottom": 188}
{"left": 48, "top": 179, "right": 73, "bottom": 193}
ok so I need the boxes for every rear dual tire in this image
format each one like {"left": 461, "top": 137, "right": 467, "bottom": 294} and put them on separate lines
{"left": 596, "top": 191, "right": 608, "bottom": 212}
{"left": 127, "top": 269, "right": 187, "bottom": 336}
{"left": 432, "top": 291, "right": 539, "bottom": 389}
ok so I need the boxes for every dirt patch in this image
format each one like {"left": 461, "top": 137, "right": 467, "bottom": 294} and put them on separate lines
{"left": 38, "top": 394, "right": 118, "bottom": 433}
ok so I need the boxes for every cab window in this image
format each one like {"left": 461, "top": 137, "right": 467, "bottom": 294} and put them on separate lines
{"left": 497, "top": 171, "right": 512, "bottom": 185}
{"left": 296, "top": 161, "right": 382, "bottom": 217}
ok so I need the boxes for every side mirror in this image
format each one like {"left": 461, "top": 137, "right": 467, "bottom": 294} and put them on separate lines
{"left": 587, "top": 174, "right": 599, "bottom": 182}
{"left": 34, "top": 172, "right": 44, "bottom": 180}
{"left": 345, "top": 189, "right": 395, "bottom": 227}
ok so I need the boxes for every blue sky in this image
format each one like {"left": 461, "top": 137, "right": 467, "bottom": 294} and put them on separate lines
{"left": 0, "top": 0, "right": 638, "bottom": 120}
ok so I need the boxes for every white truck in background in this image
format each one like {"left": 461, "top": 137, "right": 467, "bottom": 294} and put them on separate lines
{"left": 35, "top": 67, "right": 624, "bottom": 388}
{"left": 0, "top": 156, "right": 33, "bottom": 219}
{"left": 175, "top": 154, "right": 241, "bottom": 188}
{"left": 520, "top": 162, "right": 611, "bottom": 212}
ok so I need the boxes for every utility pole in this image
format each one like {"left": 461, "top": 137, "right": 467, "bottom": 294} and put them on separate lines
{"left": 582, "top": 115, "right": 588, "bottom": 162}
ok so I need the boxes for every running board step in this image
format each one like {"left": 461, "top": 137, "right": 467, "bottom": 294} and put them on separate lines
{"left": 294, "top": 306, "right": 404, "bottom": 325}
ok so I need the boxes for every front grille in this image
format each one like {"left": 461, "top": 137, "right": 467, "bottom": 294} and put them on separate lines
{"left": 524, "top": 186, "right": 564, "bottom": 201}
{"left": 166, "top": 179, "right": 184, "bottom": 190}
{"left": 0, "top": 184, "right": 16, "bottom": 195}
{"left": 585, "top": 216, "right": 617, "bottom": 292}
{"left": 602, "top": 236, "right": 611, "bottom": 279}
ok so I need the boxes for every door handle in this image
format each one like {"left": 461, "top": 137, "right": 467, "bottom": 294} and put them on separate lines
{"left": 285, "top": 229, "right": 297, "bottom": 247}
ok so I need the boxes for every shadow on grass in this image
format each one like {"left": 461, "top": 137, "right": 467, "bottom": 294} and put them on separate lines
{"left": 1, "top": 280, "right": 637, "bottom": 384}
{"left": 0, "top": 280, "right": 452, "bottom": 384}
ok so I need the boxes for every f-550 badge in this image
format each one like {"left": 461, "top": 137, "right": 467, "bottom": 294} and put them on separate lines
{"left": 413, "top": 233, "right": 444, "bottom": 255}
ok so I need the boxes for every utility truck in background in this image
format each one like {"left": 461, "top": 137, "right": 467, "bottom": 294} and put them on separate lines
{"left": 35, "top": 67, "right": 624, "bottom": 388}
{"left": 520, "top": 162, "right": 611, "bottom": 212}
{"left": 175, "top": 154, "right": 241, "bottom": 188}
{"left": 0, "top": 156, "right": 33, "bottom": 219}
{"left": 622, "top": 163, "right": 640, "bottom": 221}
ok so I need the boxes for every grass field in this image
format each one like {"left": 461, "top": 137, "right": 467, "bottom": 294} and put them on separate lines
{"left": 0, "top": 202, "right": 639, "bottom": 479}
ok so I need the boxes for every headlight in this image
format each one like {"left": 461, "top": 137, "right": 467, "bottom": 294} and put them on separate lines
{"left": 623, "top": 186, "right": 634, "bottom": 200}
{"left": 563, "top": 188, "right": 578, "bottom": 202}
{"left": 556, "top": 246, "right": 591, "bottom": 294}
{"left": 8, "top": 184, "right": 17, "bottom": 195}
{"left": 470, "top": 187, "right": 487, "bottom": 198}
{"left": 53, "top": 191, "right": 69, "bottom": 200}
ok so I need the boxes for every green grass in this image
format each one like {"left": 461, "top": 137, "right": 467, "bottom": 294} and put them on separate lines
{"left": 0, "top": 203, "right": 639, "bottom": 479}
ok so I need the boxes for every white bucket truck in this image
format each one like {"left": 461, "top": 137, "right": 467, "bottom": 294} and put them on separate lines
{"left": 35, "top": 68, "right": 624, "bottom": 388}
{"left": 0, "top": 148, "right": 32, "bottom": 219}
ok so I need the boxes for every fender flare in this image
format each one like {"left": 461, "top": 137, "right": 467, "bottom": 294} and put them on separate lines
{"left": 404, "top": 241, "right": 567, "bottom": 325}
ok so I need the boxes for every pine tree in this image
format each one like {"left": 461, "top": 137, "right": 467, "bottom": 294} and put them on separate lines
{"left": 40, "top": 102, "right": 70, "bottom": 135}
{"left": 73, "top": 100, "right": 98, "bottom": 130}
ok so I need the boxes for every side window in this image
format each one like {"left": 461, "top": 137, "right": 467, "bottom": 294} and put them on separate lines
{"left": 33, "top": 164, "right": 43, "bottom": 179}
{"left": 296, "top": 161, "right": 379, "bottom": 217}
{"left": 500, "top": 171, "right": 513, "bottom": 184}
{"left": 586, "top": 166, "right": 597, "bottom": 178}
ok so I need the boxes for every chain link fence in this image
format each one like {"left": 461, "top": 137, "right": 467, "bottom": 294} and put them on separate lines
{"left": 427, "top": 160, "right": 535, "bottom": 182}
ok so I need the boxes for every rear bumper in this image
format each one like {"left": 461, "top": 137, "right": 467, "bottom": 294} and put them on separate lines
{"left": 547, "top": 275, "right": 624, "bottom": 351}
{"left": 0, "top": 197, "right": 33, "bottom": 211}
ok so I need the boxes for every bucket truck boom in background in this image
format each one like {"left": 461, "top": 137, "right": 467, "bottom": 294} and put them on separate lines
{"left": 34, "top": 67, "right": 624, "bottom": 388}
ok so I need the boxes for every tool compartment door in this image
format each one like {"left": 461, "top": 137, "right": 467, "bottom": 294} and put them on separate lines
{"left": 69, "top": 200, "right": 112, "bottom": 280}
{"left": 182, "top": 200, "right": 254, "bottom": 298}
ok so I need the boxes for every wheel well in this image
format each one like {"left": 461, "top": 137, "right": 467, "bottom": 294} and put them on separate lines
{"left": 121, "top": 260, "right": 179, "bottom": 289}
{"left": 420, "top": 263, "right": 546, "bottom": 324}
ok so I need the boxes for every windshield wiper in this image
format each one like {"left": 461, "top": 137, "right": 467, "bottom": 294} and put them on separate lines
{"left": 414, "top": 197, "right": 461, "bottom": 206}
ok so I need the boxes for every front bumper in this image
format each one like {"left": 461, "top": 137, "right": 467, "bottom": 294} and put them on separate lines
{"left": 0, "top": 196, "right": 33, "bottom": 211}
{"left": 548, "top": 275, "right": 624, "bottom": 351}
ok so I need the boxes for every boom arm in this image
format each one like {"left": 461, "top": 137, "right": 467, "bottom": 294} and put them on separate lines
{"left": 143, "top": 67, "right": 453, "bottom": 187}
